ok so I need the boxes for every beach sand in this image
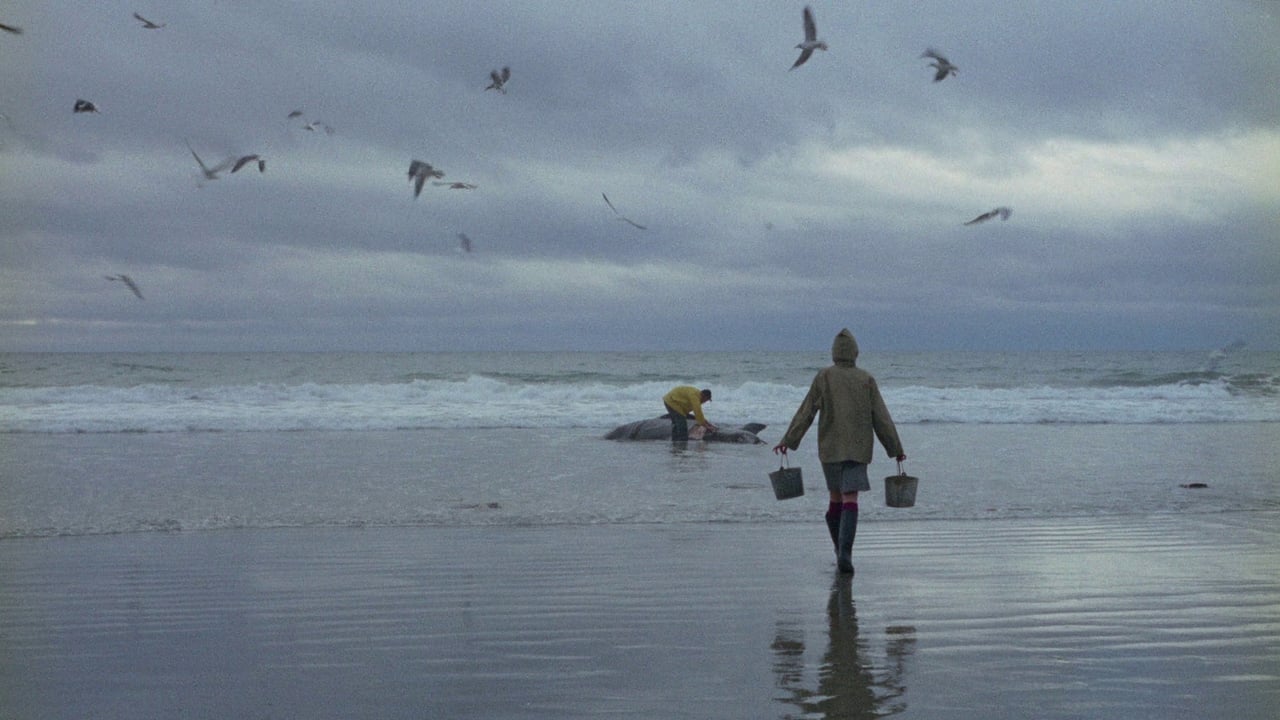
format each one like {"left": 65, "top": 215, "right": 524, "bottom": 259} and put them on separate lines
{"left": 1, "top": 512, "right": 1276, "bottom": 719}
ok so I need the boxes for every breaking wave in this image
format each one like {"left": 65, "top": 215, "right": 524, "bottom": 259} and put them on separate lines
{"left": 2, "top": 372, "right": 1276, "bottom": 433}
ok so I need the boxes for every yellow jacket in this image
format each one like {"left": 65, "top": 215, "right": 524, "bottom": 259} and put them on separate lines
{"left": 663, "top": 386, "right": 708, "bottom": 425}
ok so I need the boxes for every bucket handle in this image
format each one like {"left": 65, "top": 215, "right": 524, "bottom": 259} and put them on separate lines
{"left": 897, "top": 459, "right": 906, "bottom": 476}
{"left": 777, "top": 453, "right": 792, "bottom": 471}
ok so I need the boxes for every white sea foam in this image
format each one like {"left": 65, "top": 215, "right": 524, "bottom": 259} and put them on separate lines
{"left": 1, "top": 375, "right": 1275, "bottom": 433}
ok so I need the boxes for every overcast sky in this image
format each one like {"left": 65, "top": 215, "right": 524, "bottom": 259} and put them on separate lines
{"left": 1, "top": 1, "right": 1277, "bottom": 352}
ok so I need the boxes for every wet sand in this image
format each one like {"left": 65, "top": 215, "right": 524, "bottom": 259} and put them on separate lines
{"left": 1, "top": 512, "right": 1277, "bottom": 719}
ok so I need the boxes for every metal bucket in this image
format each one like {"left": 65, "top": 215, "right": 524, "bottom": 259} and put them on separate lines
{"left": 884, "top": 461, "right": 918, "bottom": 508}
{"left": 769, "top": 458, "right": 804, "bottom": 500}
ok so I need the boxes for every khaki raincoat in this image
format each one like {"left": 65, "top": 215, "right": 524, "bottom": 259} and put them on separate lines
{"left": 778, "top": 329, "right": 903, "bottom": 464}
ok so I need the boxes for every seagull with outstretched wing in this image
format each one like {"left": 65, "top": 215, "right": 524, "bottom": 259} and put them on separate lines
{"left": 231, "top": 155, "right": 265, "bottom": 173}
{"left": 963, "top": 206, "right": 1012, "bottom": 225}
{"left": 185, "top": 140, "right": 234, "bottom": 182}
{"left": 408, "top": 160, "right": 444, "bottom": 198}
{"left": 790, "top": 6, "right": 827, "bottom": 70}
{"left": 602, "top": 193, "right": 647, "bottom": 230}
{"left": 921, "top": 48, "right": 958, "bottom": 82}
{"left": 132, "top": 12, "right": 164, "bottom": 29}
{"left": 485, "top": 66, "right": 511, "bottom": 93}
{"left": 105, "top": 274, "right": 144, "bottom": 299}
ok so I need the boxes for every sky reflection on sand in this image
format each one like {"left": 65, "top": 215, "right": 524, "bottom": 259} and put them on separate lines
{"left": 0, "top": 515, "right": 1275, "bottom": 718}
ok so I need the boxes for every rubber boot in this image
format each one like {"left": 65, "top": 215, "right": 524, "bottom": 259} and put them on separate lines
{"left": 668, "top": 410, "right": 688, "bottom": 442}
{"left": 824, "top": 503, "right": 841, "bottom": 556}
{"left": 836, "top": 504, "right": 858, "bottom": 574}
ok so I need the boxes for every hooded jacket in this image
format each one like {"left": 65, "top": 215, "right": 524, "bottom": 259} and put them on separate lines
{"left": 779, "top": 329, "right": 903, "bottom": 464}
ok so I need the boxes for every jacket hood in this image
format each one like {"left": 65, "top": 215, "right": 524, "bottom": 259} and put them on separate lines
{"left": 831, "top": 329, "right": 859, "bottom": 366}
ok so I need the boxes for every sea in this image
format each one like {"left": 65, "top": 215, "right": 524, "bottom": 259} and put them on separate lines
{"left": 1, "top": 350, "right": 1277, "bottom": 538}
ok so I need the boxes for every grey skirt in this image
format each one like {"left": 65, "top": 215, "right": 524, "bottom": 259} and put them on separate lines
{"left": 821, "top": 461, "right": 871, "bottom": 494}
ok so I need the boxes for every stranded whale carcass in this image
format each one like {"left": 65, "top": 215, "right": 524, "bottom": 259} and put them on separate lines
{"left": 604, "top": 417, "right": 767, "bottom": 444}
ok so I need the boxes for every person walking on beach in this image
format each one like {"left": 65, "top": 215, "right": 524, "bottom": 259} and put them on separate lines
{"left": 773, "top": 329, "right": 905, "bottom": 574}
{"left": 663, "top": 385, "right": 717, "bottom": 442}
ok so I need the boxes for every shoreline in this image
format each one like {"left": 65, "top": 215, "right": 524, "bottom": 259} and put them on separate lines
{"left": 1, "top": 503, "right": 1277, "bottom": 540}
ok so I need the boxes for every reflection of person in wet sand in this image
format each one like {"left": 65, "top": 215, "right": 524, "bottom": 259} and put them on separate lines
{"left": 771, "top": 579, "right": 915, "bottom": 718}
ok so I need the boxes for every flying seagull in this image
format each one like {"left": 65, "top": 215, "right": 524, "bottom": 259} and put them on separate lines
{"left": 963, "top": 207, "right": 1012, "bottom": 225}
{"left": 0, "top": 22, "right": 22, "bottom": 34}
{"left": 231, "top": 154, "right": 265, "bottom": 173}
{"left": 184, "top": 140, "right": 234, "bottom": 182}
{"left": 485, "top": 66, "right": 511, "bottom": 93}
{"left": 408, "top": 160, "right": 444, "bottom": 198}
{"left": 287, "top": 110, "right": 334, "bottom": 134}
{"left": 105, "top": 274, "right": 144, "bottom": 299}
{"left": 790, "top": 6, "right": 827, "bottom": 70}
{"left": 433, "top": 181, "right": 477, "bottom": 190}
{"left": 921, "top": 48, "right": 958, "bottom": 82}
{"left": 602, "top": 193, "right": 647, "bottom": 230}
{"left": 132, "top": 12, "right": 164, "bottom": 29}
{"left": 457, "top": 233, "right": 473, "bottom": 253}
{"left": 73, "top": 99, "right": 100, "bottom": 113}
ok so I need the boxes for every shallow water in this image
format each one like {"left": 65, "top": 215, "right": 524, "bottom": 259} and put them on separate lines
{"left": 1, "top": 423, "right": 1277, "bottom": 537}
